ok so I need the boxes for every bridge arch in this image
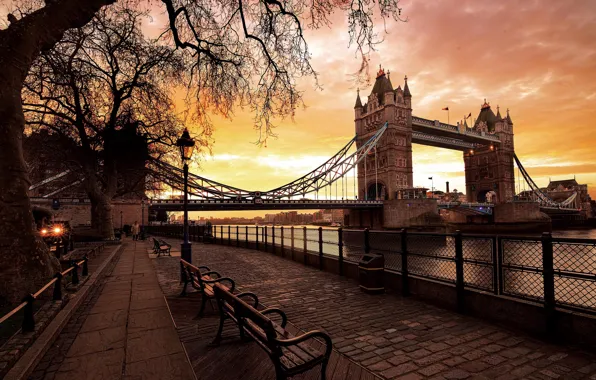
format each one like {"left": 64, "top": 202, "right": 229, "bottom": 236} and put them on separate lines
{"left": 366, "top": 181, "right": 388, "bottom": 200}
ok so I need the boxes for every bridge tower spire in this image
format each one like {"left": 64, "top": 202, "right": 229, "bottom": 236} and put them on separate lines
{"left": 354, "top": 67, "right": 413, "bottom": 201}
{"left": 464, "top": 102, "right": 515, "bottom": 203}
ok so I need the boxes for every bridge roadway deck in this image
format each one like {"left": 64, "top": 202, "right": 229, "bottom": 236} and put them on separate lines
{"left": 153, "top": 238, "right": 596, "bottom": 380}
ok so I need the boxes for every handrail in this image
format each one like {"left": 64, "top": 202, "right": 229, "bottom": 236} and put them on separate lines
{"left": 0, "top": 257, "right": 88, "bottom": 331}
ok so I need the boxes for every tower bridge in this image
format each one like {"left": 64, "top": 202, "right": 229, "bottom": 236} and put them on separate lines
{"left": 30, "top": 66, "right": 586, "bottom": 228}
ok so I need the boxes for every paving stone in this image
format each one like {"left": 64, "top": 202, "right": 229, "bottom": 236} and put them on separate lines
{"left": 457, "top": 360, "right": 491, "bottom": 373}
{"left": 381, "top": 362, "right": 419, "bottom": 378}
{"left": 388, "top": 355, "right": 411, "bottom": 366}
{"left": 369, "top": 360, "right": 393, "bottom": 372}
{"left": 511, "top": 365, "right": 537, "bottom": 377}
{"left": 408, "top": 348, "right": 431, "bottom": 359}
{"left": 443, "top": 369, "right": 471, "bottom": 379}
{"left": 481, "top": 354, "right": 506, "bottom": 366}
{"left": 443, "top": 356, "right": 467, "bottom": 367}
{"left": 418, "top": 363, "right": 447, "bottom": 377}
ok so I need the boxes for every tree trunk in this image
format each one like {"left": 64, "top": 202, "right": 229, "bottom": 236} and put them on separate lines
{"left": 0, "top": 70, "right": 59, "bottom": 305}
{"left": 0, "top": 0, "right": 115, "bottom": 304}
{"left": 90, "top": 195, "right": 115, "bottom": 240}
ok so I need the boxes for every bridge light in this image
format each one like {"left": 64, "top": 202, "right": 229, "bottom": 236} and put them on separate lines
{"left": 469, "top": 149, "right": 474, "bottom": 155}
{"left": 176, "top": 128, "right": 195, "bottom": 162}
{"left": 490, "top": 145, "right": 494, "bottom": 150}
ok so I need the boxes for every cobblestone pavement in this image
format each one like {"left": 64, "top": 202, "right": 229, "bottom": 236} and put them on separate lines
{"left": 153, "top": 238, "right": 596, "bottom": 380}
{"left": 30, "top": 240, "right": 194, "bottom": 380}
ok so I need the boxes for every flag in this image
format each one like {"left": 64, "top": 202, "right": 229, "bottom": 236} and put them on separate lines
{"left": 464, "top": 112, "right": 472, "bottom": 119}
{"left": 442, "top": 107, "right": 449, "bottom": 111}
{"left": 428, "top": 177, "right": 433, "bottom": 180}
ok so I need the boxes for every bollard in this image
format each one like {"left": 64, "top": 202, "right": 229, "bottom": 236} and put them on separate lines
{"left": 22, "top": 294, "right": 35, "bottom": 333}
{"left": 400, "top": 229, "right": 409, "bottom": 297}
{"left": 53, "top": 272, "right": 63, "bottom": 301}
{"left": 71, "top": 260, "right": 79, "bottom": 285}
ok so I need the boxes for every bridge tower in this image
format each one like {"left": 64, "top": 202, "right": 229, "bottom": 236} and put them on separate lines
{"left": 464, "top": 101, "right": 515, "bottom": 203}
{"left": 354, "top": 67, "right": 412, "bottom": 201}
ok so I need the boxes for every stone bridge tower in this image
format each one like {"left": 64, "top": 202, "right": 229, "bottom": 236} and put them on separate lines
{"left": 354, "top": 67, "right": 413, "bottom": 200}
{"left": 464, "top": 101, "right": 515, "bottom": 203}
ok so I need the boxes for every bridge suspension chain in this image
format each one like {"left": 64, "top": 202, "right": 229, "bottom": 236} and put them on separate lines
{"left": 513, "top": 153, "right": 578, "bottom": 209}
{"left": 149, "top": 122, "right": 388, "bottom": 202}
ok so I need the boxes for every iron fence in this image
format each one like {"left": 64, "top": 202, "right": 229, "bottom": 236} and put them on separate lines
{"left": 147, "top": 225, "right": 596, "bottom": 317}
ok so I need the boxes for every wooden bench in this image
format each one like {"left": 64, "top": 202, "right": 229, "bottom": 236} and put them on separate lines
{"left": 213, "top": 283, "right": 332, "bottom": 380}
{"left": 180, "top": 259, "right": 241, "bottom": 317}
{"left": 152, "top": 238, "right": 171, "bottom": 257}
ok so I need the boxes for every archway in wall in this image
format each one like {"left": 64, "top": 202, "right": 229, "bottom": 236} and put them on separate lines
{"left": 476, "top": 189, "right": 495, "bottom": 203}
{"left": 367, "top": 183, "right": 388, "bottom": 200}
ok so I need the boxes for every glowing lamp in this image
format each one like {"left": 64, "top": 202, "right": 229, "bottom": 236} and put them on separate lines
{"left": 176, "top": 129, "right": 195, "bottom": 163}
{"left": 41, "top": 229, "right": 48, "bottom": 235}
{"left": 53, "top": 226, "right": 62, "bottom": 234}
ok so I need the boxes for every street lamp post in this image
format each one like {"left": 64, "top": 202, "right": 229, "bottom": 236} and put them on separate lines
{"left": 176, "top": 129, "right": 195, "bottom": 271}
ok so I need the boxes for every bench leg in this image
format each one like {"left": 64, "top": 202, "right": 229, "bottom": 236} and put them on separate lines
{"left": 274, "top": 363, "right": 287, "bottom": 380}
{"left": 180, "top": 279, "right": 189, "bottom": 296}
{"left": 321, "top": 358, "right": 329, "bottom": 380}
{"left": 198, "top": 294, "right": 208, "bottom": 317}
{"left": 210, "top": 313, "right": 225, "bottom": 347}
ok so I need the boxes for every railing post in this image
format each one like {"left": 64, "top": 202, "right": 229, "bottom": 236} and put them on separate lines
{"left": 22, "top": 294, "right": 35, "bottom": 333}
{"left": 303, "top": 227, "right": 307, "bottom": 265}
{"left": 245, "top": 226, "right": 249, "bottom": 247}
{"left": 542, "top": 232, "right": 556, "bottom": 334}
{"left": 280, "top": 226, "right": 284, "bottom": 257}
{"left": 220, "top": 225, "right": 223, "bottom": 244}
{"left": 400, "top": 229, "right": 409, "bottom": 296}
{"left": 364, "top": 228, "right": 370, "bottom": 254}
{"left": 71, "top": 260, "right": 79, "bottom": 285}
{"left": 255, "top": 226, "right": 259, "bottom": 250}
{"left": 318, "top": 227, "right": 323, "bottom": 270}
{"left": 53, "top": 272, "right": 63, "bottom": 301}
{"left": 291, "top": 226, "right": 295, "bottom": 261}
{"left": 228, "top": 225, "right": 231, "bottom": 245}
{"left": 491, "top": 237, "right": 499, "bottom": 295}
{"left": 454, "top": 230, "right": 465, "bottom": 313}
{"left": 338, "top": 227, "right": 344, "bottom": 276}
{"left": 497, "top": 236, "right": 504, "bottom": 295}
{"left": 265, "top": 226, "right": 268, "bottom": 251}
{"left": 272, "top": 226, "right": 276, "bottom": 254}
{"left": 236, "top": 226, "right": 239, "bottom": 247}
{"left": 82, "top": 255, "right": 89, "bottom": 276}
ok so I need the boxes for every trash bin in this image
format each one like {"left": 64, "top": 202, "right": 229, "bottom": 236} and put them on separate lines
{"left": 359, "top": 254, "right": 385, "bottom": 294}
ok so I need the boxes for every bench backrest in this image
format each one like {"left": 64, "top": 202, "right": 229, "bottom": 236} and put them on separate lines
{"left": 180, "top": 259, "right": 203, "bottom": 289}
{"left": 152, "top": 238, "right": 160, "bottom": 248}
{"left": 213, "top": 284, "right": 280, "bottom": 356}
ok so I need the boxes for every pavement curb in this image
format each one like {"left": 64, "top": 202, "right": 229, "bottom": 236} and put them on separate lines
{"left": 4, "top": 244, "right": 124, "bottom": 380}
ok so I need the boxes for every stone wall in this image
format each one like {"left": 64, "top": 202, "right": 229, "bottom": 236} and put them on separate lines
{"left": 53, "top": 201, "right": 148, "bottom": 227}
{"left": 493, "top": 202, "right": 549, "bottom": 223}
{"left": 382, "top": 199, "right": 440, "bottom": 228}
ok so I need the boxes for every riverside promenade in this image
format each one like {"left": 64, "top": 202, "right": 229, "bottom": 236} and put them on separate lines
{"left": 152, "top": 237, "right": 596, "bottom": 380}
{"left": 29, "top": 240, "right": 195, "bottom": 380}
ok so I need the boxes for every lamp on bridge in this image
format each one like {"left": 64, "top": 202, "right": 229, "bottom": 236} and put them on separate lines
{"left": 176, "top": 128, "right": 195, "bottom": 271}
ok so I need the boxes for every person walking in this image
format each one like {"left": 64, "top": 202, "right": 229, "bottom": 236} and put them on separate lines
{"left": 132, "top": 221, "right": 140, "bottom": 241}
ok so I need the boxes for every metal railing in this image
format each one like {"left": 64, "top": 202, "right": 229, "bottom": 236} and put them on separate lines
{"left": 147, "top": 225, "right": 596, "bottom": 318}
{"left": 0, "top": 257, "right": 88, "bottom": 333}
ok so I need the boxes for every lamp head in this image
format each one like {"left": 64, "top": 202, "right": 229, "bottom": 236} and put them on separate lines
{"left": 176, "top": 128, "right": 195, "bottom": 162}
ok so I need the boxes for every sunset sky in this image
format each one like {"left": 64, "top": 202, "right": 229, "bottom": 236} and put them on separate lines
{"left": 165, "top": 0, "right": 596, "bottom": 217}
{"left": 4, "top": 1, "right": 596, "bottom": 218}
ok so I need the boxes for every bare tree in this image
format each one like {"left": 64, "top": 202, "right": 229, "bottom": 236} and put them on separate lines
{"left": 0, "top": 0, "right": 403, "bottom": 303}
{"left": 23, "top": 6, "right": 193, "bottom": 239}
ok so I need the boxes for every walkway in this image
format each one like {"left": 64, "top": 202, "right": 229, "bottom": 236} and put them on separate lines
{"left": 153, "top": 238, "right": 596, "bottom": 380}
{"left": 30, "top": 240, "right": 195, "bottom": 380}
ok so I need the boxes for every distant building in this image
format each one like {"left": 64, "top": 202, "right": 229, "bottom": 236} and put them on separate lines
{"left": 543, "top": 178, "right": 592, "bottom": 217}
